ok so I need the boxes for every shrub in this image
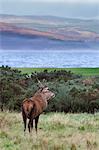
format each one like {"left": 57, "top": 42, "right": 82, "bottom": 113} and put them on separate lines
{"left": 0, "top": 66, "right": 99, "bottom": 113}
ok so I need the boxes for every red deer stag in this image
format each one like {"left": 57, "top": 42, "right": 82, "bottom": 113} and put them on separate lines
{"left": 22, "top": 85, "right": 55, "bottom": 133}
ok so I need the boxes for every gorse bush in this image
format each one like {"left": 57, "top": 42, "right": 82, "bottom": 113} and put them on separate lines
{"left": 46, "top": 80, "right": 99, "bottom": 113}
{"left": 0, "top": 66, "right": 99, "bottom": 113}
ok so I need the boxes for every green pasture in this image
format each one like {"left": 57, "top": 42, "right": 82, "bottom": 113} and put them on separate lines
{"left": 18, "top": 68, "right": 99, "bottom": 76}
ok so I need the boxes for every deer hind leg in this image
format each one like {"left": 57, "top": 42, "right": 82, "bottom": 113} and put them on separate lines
{"left": 23, "top": 116, "right": 27, "bottom": 132}
{"left": 31, "top": 119, "right": 33, "bottom": 130}
{"left": 22, "top": 110, "right": 27, "bottom": 132}
{"left": 28, "top": 118, "right": 33, "bottom": 133}
{"left": 28, "top": 119, "right": 31, "bottom": 133}
{"left": 35, "top": 115, "right": 39, "bottom": 134}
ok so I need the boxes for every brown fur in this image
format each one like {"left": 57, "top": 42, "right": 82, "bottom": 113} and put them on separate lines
{"left": 22, "top": 87, "right": 55, "bottom": 133}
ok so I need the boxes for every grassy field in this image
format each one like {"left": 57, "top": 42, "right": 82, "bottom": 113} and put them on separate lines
{"left": 18, "top": 68, "right": 99, "bottom": 76}
{"left": 0, "top": 112, "right": 99, "bottom": 150}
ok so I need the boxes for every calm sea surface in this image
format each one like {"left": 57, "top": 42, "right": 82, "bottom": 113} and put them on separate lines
{"left": 0, "top": 50, "right": 99, "bottom": 68}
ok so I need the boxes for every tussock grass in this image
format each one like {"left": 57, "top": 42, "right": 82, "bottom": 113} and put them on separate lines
{"left": 0, "top": 112, "right": 99, "bottom": 150}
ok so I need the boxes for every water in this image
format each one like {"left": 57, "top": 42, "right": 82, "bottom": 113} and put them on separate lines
{"left": 0, "top": 50, "right": 99, "bottom": 68}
